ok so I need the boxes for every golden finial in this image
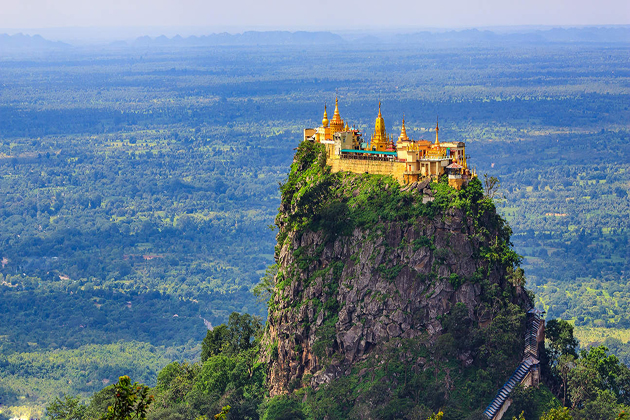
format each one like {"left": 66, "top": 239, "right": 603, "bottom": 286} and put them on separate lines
{"left": 322, "top": 103, "right": 329, "bottom": 128}
{"left": 378, "top": 101, "right": 382, "bottom": 117}
{"left": 399, "top": 114, "right": 409, "bottom": 141}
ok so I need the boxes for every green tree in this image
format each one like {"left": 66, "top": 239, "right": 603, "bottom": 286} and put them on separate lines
{"left": 225, "top": 312, "right": 263, "bottom": 355}
{"left": 507, "top": 266, "right": 526, "bottom": 287}
{"left": 546, "top": 319, "right": 579, "bottom": 361}
{"left": 578, "top": 390, "right": 626, "bottom": 420}
{"left": 253, "top": 264, "right": 278, "bottom": 305}
{"left": 617, "top": 368, "right": 630, "bottom": 406}
{"left": 563, "top": 345, "right": 630, "bottom": 418}
{"left": 200, "top": 312, "right": 263, "bottom": 361}
{"left": 85, "top": 385, "right": 116, "bottom": 420}
{"left": 214, "top": 405, "right": 230, "bottom": 420}
{"left": 557, "top": 354, "right": 576, "bottom": 407}
{"left": 101, "top": 376, "right": 153, "bottom": 420}
{"left": 154, "top": 362, "right": 199, "bottom": 406}
{"left": 46, "top": 395, "right": 87, "bottom": 420}
{"left": 441, "top": 302, "right": 472, "bottom": 349}
{"left": 261, "top": 396, "right": 305, "bottom": 420}
{"left": 539, "top": 407, "right": 573, "bottom": 420}
{"left": 509, "top": 385, "right": 541, "bottom": 420}
{"left": 568, "top": 359, "right": 600, "bottom": 409}
{"left": 201, "top": 325, "right": 229, "bottom": 362}
{"left": 581, "top": 346, "right": 623, "bottom": 396}
{"left": 483, "top": 173, "right": 501, "bottom": 199}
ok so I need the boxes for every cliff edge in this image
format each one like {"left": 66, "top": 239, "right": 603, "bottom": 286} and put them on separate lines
{"left": 261, "top": 141, "right": 532, "bottom": 418}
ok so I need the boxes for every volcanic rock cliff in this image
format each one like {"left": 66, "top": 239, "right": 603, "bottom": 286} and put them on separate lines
{"left": 261, "top": 141, "right": 532, "bottom": 417}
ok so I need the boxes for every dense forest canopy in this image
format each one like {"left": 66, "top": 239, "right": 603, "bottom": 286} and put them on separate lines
{"left": 0, "top": 38, "right": 628, "bottom": 415}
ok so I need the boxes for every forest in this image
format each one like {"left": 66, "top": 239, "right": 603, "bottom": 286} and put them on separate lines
{"left": 0, "top": 36, "right": 628, "bottom": 416}
{"left": 39, "top": 314, "right": 630, "bottom": 420}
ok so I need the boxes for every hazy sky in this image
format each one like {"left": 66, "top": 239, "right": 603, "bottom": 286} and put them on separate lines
{"left": 1, "top": 0, "right": 628, "bottom": 31}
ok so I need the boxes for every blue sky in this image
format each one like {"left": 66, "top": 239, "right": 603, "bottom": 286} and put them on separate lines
{"left": 1, "top": 0, "right": 628, "bottom": 31}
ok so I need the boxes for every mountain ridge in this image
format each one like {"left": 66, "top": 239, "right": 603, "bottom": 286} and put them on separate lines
{"left": 3, "top": 26, "right": 627, "bottom": 51}
{"left": 0, "top": 33, "right": 70, "bottom": 51}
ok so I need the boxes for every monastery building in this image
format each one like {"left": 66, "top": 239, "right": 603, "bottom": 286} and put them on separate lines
{"left": 303, "top": 99, "right": 475, "bottom": 189}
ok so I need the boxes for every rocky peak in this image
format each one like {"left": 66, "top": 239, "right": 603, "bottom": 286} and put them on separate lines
{"left": 261, "top": 141, "right": 531, "bottom": 400}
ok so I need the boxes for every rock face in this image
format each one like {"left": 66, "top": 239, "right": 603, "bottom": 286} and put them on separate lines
{"left": 261, "top": 141, "right": 530, "bottom": 398}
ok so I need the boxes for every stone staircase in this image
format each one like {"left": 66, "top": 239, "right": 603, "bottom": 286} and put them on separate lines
{"left": 482, "top": 308, "right": 544, "bottom": 420}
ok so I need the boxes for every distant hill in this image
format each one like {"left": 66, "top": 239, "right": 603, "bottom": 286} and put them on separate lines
{"left": 0, "top": 33, "right": 70, "bottom": 51}
{"left": 129, "top": 31, "right": 345, "bottom": 47}
{"left": 394, "top": 26, "right": 630, "bottom": 45}
{"left": 3, "top": 27, "right": 626, "bottom": 51}
{"left": 119, "top": 27, "right": 630, "bottom": 49}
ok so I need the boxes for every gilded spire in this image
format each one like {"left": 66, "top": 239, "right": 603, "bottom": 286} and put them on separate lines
{"left": 375, "top": 102, "right": 384, "bottom": 129}
{"left": 372, "top": 101, "right": 387, "bottom": 151}
{"left": 435, "top": 116, "right": 439, "bottom": 145}
{"left": 322, "top": 104, "right": 329, "bottom": 128}
{"left": 398, "top": 115, "right": 409, "bottom": 141}
{"left": 332, "top": 97, "right": 342, "bottom": 123}
{"left": 330, "top": 96, "right": 344, "bottom": 133}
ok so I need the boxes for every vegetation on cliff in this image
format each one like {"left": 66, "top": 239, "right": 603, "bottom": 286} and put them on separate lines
{"left": 260, "top": 140, "right": 532, "bottom": 419}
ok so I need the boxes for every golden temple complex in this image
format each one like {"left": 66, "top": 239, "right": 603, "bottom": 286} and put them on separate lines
{"left": 303, "top": 99, "right": 475, "bottom": 189}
